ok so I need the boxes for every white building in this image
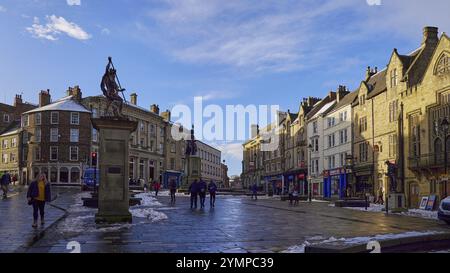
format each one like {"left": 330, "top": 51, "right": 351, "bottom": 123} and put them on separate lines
{"left": 197, "top": 140, "right": 222, "bottom": 184}
{"left": 306, "top": 93, "right": 336, "bottom": 198}
{"left": 322, "top": 87, "right": 358, "bottom": 199}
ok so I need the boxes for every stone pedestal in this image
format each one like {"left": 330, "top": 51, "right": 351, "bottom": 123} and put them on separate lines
{"left": 388, "top": 193, "right": 407, "bottom": 212}
{"left": 183, "top": 155, "right": 201, "bottom": 188}
{"left": 92, "top": 117, "right": 137, "bottom": 223}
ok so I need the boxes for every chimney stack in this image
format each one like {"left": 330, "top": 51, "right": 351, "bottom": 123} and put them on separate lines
{"left": 337, "top": 85, "right": 349, "bottom": 103}
{"left": 150, "top": 104, "right": 160, "bottom": 115}
{"left": 161, "top": 110, "right": 171, "bottom": 122}
{"left": 422, "top": 26, "right": 439, "bottom": 47}
{"left": 39, "top": 89, "right": 51, "bottom": 107}
{"left": 67, "top": 85, "right": 82, "bottom": 102}
{"left": 14, "top": 94, "right": 23, "bottom": 107}
{"left": 130, "top": 93, "right": 137, "bottom": 105}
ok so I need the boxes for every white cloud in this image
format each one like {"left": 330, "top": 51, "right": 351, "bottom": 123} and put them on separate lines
{"left": 198, "top": 90, "right": 238, "bottom": 102}
{"left": 67, "top": 0, "right": 81, "bottom": 6}
{"left": 27, "top": 15, "right": 91, "bottom": 41}
{"left": 0, "top": 5, "right": 6, "bottom": 12}
{"left": 214, "top": 142, "right": 243, "bottom": 161}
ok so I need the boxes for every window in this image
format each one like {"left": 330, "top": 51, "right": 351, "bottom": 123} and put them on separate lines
{"left": 70, "top": 146, "right": 79, "bottom": 161}
{"left": 171, "top": 143, "right": 176, "bottom": 153}
{"left": 140, "top": 138, "right": 145, "bottom": 147}
{"left": 313, "top": 121, "right": 318, "bottom": 134}
{"left": 22, "top": 115, "right": 29, "bottom": 127}
{"left": 10, "top": 153, "right": 16, "bottom": 163}
{"left": 34, "top": 147, "right": 41, "bottom": 161}
{"left": 389, "top": 100, "right": 399, "bottom": 122}
{"left": 149, "top": 124, "right": 155, "bottom": 136}
{"left": 50, "top": 128, "right": 58, "bottom": 142}
{"left": 389, "top": 134, "right": 398, "bottom": 157}
{"left": 160, "top": 127, "right": 165, "bottom": 138}
{"left": 92, "top": 108, "right": 98, "bottom": 118}
{"left": 71, "top": 112, "right": 80, "bottom": 125}
{"left": 436, "top": 54, "right": 450, "bottom": 76}
{"left": 2, "top": 139, "right": 8, "bottom": 149}
{"left": 11, "top": 138, "right": 17, "bottom": 147}
{"left": 315, "top": 159, "right": 319, "bottom": 173}
{"left": 390, "top": 68, "right": 398, "bottom": 87}
{"left": 328, "top": 134, "right": 335, "bottom": 148}
{"left": 70, "top": 129, "right": 79, "bottom": 143}
{"left": 92, "top": 128, "right": 98, "bottom": 142}
{"left": 327, "top": 117, "right": 335, "bottom": 128}
{"left": 2, "top": 153, "right": 7, "bottom": 163}
{"left": 170, "top": 158, "right": 175, "bottom": 169}
{"left": 410, "top": 115, "right": 421, "bottom": 157}
{"left": 35, "top": 113, "right": 41, "bottom": 125}
{"left": 339, "top": 129, "right": 348, "bottom": 144}
{"left": 3, "top": 114, "right": 9, "bottom": 123}
{"left": 359, "top": 95, "right": 366, "bottom": 106}
{"left": 51, "top": 112, "right": 59, "bottom": 124}
{"left": 35, "top": 128, "right": 41, "bottom": 143}
{"left": 150, "top": 140, "right": 154, "bottom": 152}
{"left": 140, "top": 121, "right": 145, "bottom": 132}
{"left": 314, "top": 138, "right": 319, "bottom": 152}
{"left": 50, "top": 146, "right": 58, "bottom": 161}
{"left": 159, "top": 143, "right": 164, "bottom": 154}
{"left": 328, "top": 156, "right": 333, "bottom": 169}
{"left": 23, "top": 132, "right": 28, "bottom": 143}
{"left": 359, "top": 117, "right": 367, "bottom": 133}
{"left": 359, "top": 142, "right": 368, "bottom": 162}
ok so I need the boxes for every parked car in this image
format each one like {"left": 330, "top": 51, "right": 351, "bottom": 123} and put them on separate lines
{"left": 438, "top": 196, "right": 450, "bottom": 225}
{"left": 82, "top": 168, "right": 100, "bottom": 191}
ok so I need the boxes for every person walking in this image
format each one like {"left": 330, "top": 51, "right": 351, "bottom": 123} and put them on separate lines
{"left": 198, "top": 180, "right": 207, "bottom": 209}
{"left": 1, "top": 171, "right": 12, "bottom": 199}
{"left": 251, "top": 183, "right": 258, "bottom": 200}
{"left": 208, "top": 180, "right": 217, "bottom": 208}
{"left": 12, "top": 174, "right": 17, "bottom": 186}
{"left": 288, "top": 184, "right": 294, "bottom": 206}
{"left": 189, "top": 180, "right": 199, "bottom": 209}
{"left": 377, "top": 186, "right": 384, "bottom": 205}
{"left": 169, "top": 179, "right": 177, "bottom": 205}
{"left": 27, "top": 173, "right": 51, "bottom": 228}
{"left": 154, "top": 180, "right": 161, "bottom": 197}
{"left": 293, "top": 184, "right": 300, "bottom": 206}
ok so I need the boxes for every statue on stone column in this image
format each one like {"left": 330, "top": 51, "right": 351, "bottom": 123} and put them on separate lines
{"left": 385, "top": 160, "right": 397, "bottom": 193}
{"left": 101, "top": 57, "right": 125, "bottom": 117}
{"left": 185, "top": 125, "right": 198, "bottom": 156}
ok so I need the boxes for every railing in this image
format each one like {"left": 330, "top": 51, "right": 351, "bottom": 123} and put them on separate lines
{"left": 408, "top": 152, "right": 450, "bottom": 169}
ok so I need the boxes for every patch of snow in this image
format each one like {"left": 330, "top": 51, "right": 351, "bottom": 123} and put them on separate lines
{"left": 130, "top": 208, "right": 168, "bottom": 222}
{"left": 341, "top": 204, "right": 384, "bottom": 212}
{"left": 401, "top": 209, "right": 438, "bottom": 220}
{"left": 134, "top": 193, "right": 163, "bottom": 206}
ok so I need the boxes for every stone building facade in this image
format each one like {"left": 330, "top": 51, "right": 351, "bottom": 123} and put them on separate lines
{"left": 197, "top": 140, "right": 222, "bottom": 184}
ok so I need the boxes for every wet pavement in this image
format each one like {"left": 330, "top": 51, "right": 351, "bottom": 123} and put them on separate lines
{"left": 21, "top": 191, "right": 450, "bottom": 253}
{"left": 0, "top": 186, "right": 78, "bottom": 253}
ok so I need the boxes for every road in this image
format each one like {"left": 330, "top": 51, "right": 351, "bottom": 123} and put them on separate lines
{"left": 21, "top": 191, "right": 450, "bottom": 253}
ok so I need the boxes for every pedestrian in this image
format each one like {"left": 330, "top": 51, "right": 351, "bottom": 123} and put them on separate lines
{"left": 169, "top": 179, "right": 177, "bottom": 204}
{"left": 198, "top": 180, "right": 207, "bottom": 208}
{"left": 377, "top": 186, "right": 384, "bottom": 205}
{"left": 288, "top": 185, "right": 294, "bottom": 206}
{"left": 251, "top": 183, "right": 258, "bottom": 200}
{"left": 208, "top": 180, "right": 217, "bottom": 208}
{"left": 27, "top": 173, "right": 51, "bottom": 228}
{"left": 293, "top": 185, "right": 300, "bottom": 206}
{"left": 189, "top": 180, "right": 199, "bottom": 209}
{"left": 1, "top": 171, "right": 12, "bottom": 199}
{"left": 154, "top": 180, "right": 161, "bottom": 197}
{"left": 12, "top": 174, "right": 17, "bottom": 186}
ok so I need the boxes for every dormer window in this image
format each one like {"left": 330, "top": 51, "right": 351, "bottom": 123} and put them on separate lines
{"left": 390, "top": 68, "right": 398, "bottom": 87}
{"left": 359, "top": 94, "right": 366, "bottom": 106}
{"left": 436, "top": 54, "right": 450, "bottom": 76}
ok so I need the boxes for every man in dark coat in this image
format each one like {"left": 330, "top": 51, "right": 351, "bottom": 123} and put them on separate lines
{"left": 208, "top": 180, "right": 217, "bottom": 208}
{"left": 1, "top": 171, "right": 11, "bottom": 199}
{"left": 198, "top": 180, "right": 207, "bottom": 209}
{"left": 189, "top": 180, "right": 199, "bottom": 209}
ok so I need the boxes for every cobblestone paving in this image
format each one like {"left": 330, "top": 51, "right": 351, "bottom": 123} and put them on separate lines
{"left": 23, "top": 192, "right": 450, "bottom": 253}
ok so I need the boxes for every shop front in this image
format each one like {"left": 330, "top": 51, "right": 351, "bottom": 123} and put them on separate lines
{"left": 163, "top": 171, "right": 183, "bottom": 189}
{"left": 323, "top": 168, "right": 351, "bottom": 199}
{"left": 283, "top": 170, "right": 308, "bottom": 196}
{"left": 353, "top": 165, "right": 374, "bottom": 197}
{"left": 264, "top": 174, "right": 283, "bottom": 195}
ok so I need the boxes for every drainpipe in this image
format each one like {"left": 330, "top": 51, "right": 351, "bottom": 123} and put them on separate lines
{"left": 371, "top": 98, "right": 376, "bottom": 197}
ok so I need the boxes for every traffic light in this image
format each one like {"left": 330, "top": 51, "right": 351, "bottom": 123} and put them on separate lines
{"left": 91, "top": 152, "right": 98, "bottom": 167}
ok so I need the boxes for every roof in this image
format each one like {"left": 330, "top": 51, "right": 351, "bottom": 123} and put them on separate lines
{"left": 366, "top": 69, "right": 387, "bottom": 99}
{"left": 331, "top": 90, "right": 359, "bottom": 112}
{"left": 24, "top": 96, "right": 91, "bottom": 114}
{"left": 310, "top": 100, "right": 336, "bottom": 119}
{"left": 288, "top": 112, "right": 298, "bottom": 121}
{"left": 0, "top": 121, "right": 21, "bottom": 137}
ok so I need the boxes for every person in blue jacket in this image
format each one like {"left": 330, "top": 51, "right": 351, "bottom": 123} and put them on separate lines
{"left": 188, "top": 179, "right": 199, "bottom": 209}
{"left": 27, "top": 173, "right": 52, "bottom": 228}
{"left": 251, "top": 183, "right": 258, "bottom": 200}
{"left": 1, "top": 171, "right": 11, "bottom": 199}
{"left": 198, "top": 180, "right": 207, "bottom": 209}
{"left": 208, "top": 180, "right": 217, "bottom": 208}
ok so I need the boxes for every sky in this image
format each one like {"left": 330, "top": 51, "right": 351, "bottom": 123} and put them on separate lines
{"left": 1, "top": 0, "right": 450, "bottom": 176}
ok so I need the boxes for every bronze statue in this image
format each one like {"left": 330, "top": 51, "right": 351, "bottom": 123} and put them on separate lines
{"left": 185, "top": 125, "right": 198, "bottom": 156}
{"left": 101, "top": 57, "right": 125, "bottom": 117}
{"left": 385, "top": 160, "right": 397, "bottom": 193}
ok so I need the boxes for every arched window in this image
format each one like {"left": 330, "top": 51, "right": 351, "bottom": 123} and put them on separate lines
{"left": 70, "top": 167, "right": 80, "bottom": 184}
{"left": 60, "top": 167, "right": 69, "bottom": 183}
{"left": 434, "top": 138, "right": 443, "bottom": 163}
{"left": 50, "top": 167, "right": 57, "bottom": 183}
{"left": 436, "top": 54, "right": 450, "bottom": 76}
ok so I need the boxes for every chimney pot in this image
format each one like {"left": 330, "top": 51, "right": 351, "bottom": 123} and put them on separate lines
{"left": 39, "top": 90, "right": 51, "bottom": 107}
{"left": 130, "top": 93, "right": 137, "bottom": 105}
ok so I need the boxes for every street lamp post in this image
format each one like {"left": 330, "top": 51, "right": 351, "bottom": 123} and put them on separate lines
{"left": 344, "top": 155, "right": 354, "bottom": 199}
{"left": 308, "top": 144, "right": 313, "bottom": 203}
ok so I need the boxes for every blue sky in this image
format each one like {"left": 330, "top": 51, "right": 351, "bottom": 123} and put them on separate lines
{"left": 1, "top": 0, "right": 450, "bottom": 176}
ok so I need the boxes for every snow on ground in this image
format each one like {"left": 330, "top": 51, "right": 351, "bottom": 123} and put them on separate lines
{"left": 134, "top": 193, "right": 163, "bottom": 206}
{"left": 329, "top": 203, "right": 384, "bottom": 212}
{"left": 130, "top": 208, "right": 168, "bottom": 222}
{"left": 401, "top": 209, "right": 438, "bottom": 220}
{"left": 157, "top": 190, "right": 188, "bottom": 197}
{"left": 282, "top": 230, "right": 445, "bottom": 253}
